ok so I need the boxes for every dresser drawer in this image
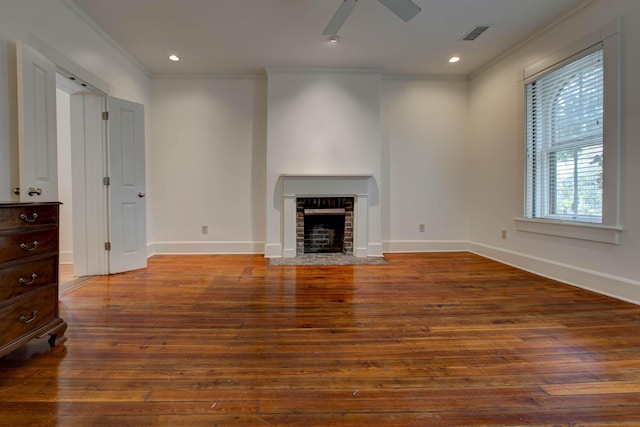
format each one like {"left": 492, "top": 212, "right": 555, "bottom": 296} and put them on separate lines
{"left": 0, "top": 229, "right": 58, "bottom": 264}
{"left": 0, "top": 205, "right": 58, "bottom": 231}
{"left": 0, "top": 286, "right": 56, "bottom": 346}
{"left": 0, "top": 257, "right": 57, "bottom": 303}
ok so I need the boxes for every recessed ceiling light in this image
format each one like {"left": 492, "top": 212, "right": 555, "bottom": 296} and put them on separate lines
{"left": 329, "top": 35, "right": 339, "bottom": 43}
{"left": 169, "top": 54, "right": 180, "bottom": 62}
{"left": 449, "top": 56, "right": 461, "bottom": 63}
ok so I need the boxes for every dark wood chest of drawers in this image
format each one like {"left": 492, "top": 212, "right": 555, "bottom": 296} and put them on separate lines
{"left": 0, "top": 202, "right": 67, "bottom": 357}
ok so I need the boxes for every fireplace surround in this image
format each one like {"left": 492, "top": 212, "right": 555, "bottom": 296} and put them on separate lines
{"left": 277, "top": 174, "right": 379, "bottom": 258}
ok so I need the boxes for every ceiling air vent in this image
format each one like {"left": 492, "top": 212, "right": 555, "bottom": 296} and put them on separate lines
{"left": 462, "top": 25, "right": 491, "bottom": 41}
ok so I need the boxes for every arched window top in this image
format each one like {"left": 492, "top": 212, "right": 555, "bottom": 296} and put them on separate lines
{"left": 551, "top": 55, "right": 603, "bottom": 148}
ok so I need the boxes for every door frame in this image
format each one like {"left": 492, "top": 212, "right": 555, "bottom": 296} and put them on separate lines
{"left": 28, "top": 37, "right": 112, "bottom": 275}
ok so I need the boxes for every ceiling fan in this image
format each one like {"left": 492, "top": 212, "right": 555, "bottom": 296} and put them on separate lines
{"left": 323, "top": 0, "right": 422, "bottom": 35}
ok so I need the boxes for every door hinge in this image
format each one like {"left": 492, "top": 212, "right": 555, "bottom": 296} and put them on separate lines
{"left": 103, "top": 177, "right": 110, "bottom": 186}
{"left": 102, "top": 111, "right": 109, "bottom": 120}
{"left": 104, "top": 242, "right": 111, "bottom": 251}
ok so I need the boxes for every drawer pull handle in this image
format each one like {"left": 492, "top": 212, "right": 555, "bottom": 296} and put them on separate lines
{"left": 19, "top": 212, "right": 39, "bottom": 223}
{"left": 19, "top": 310, "right": 38, "bottom": 324}
{"left": 20, "top": 241, "right": 39, "bottom": 251}
{"left": 19, "top": 273, "right": 38, "bottom": 285}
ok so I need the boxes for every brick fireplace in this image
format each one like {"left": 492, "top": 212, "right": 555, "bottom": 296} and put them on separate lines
{"left": 297, "top": 197, "right": 354, "bottom": 255}
{"left": 276, "top": 174, "right": 380, "bottom": 259}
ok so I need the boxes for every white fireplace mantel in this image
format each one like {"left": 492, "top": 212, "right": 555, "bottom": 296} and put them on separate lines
{"left": 279, "top": 174, "right": 375, "bottom": 258}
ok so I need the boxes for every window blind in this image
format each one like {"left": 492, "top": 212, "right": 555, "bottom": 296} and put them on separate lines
{"left": 525, "top": 48, "right": 604, "bottom": 223}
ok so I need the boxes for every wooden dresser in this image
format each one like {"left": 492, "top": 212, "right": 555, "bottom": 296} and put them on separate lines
{"left": 0, "top": 202, "right": 67, "bottom": 357}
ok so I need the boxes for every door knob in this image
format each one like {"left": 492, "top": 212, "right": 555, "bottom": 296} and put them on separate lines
{"left": 138, "top": 192, "right": 145, "bottom": 198}
{"left": 28, "top": 187, "right": 42, "bottom": 196}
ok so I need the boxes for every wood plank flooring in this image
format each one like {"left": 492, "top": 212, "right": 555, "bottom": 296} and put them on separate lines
{"left": 1, "top": 252, "right": 640, "bottom": 426}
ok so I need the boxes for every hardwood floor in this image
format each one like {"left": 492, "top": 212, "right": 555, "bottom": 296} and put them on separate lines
{"left": 1, "top": 252, "right": 640, "bottom": 426}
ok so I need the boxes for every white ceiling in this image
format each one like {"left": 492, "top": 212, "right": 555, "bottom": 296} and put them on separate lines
{"left": 69, "top": 0, "right": 587, "bottom": 76}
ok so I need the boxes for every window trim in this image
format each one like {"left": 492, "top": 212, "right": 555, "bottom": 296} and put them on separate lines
{"left": 516, "top": 18, "right": 622, "bottom": 244}
{"left": 526, "top": 47, "right": 604, "bottom": 222}
{"left": 514, "top": 218, "right": 622, "bottom": 245}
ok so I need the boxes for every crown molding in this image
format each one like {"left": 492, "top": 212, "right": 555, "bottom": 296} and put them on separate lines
{"left": 60, "top": 0, "right": 151, "bottom": 78}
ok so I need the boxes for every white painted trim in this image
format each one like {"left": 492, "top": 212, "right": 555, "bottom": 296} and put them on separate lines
{"left": 382, "top": 74, "right": 469, "bottom": 81}
{"left": 153, "top": 73, "right": 265, "bottom": 80}
{"left": 264, "top": 243, "right": 282, "bottom": 258}
{"left": 514, "top": 218, "right": 622, "bottom": 244}
{"left": 150, "top": 241, "right": 266, "bottom": 255}
{"left": 59, "top": 250, "right": 73, "bottom": 264}
{"left": 280, "top": 175, "right": 375, "bottom": 258}
{"left": 367, "top": 243, "right": 384, "bottom": 257}
{"left": 470, "top": 0, "right": 597, "bottom": 79}
{"left": 29, "top": 36, "right": 112, "bottom": 95}
{"left": 280, "top": 174, "right": 374, "bottom": 179}
{"left": 60, "top": 0, "right": 151, "bottom": 78}
{"left": 266, "top": 67, "right": 383, "bottom": 75}
{"left": 469, "top": 242, "right": 640, "bottom": 306}
{"left": 21, "top": 33, "right": 113, "bottom": 277}
{"left": 519, "top": 19, "right": 622, "bottom": 233}
{"left": 383, "top": 240, "right": 469, "bottom": 253}
{"left": 524, "top": 18, "right": 620, "bottom": 80}
{"left": 282, "top": 195, "right": 297, "bottom": 258}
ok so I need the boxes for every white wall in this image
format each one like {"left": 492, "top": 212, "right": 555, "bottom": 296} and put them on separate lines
{"left": 382, "top": 77, "right": 469, "bottom": 252}
{"left": 264, "top": 70, "right": 382, "bottom": 257}
{"left": 468, "top": 0, "right": 640, "bottom": 303}
{"left": 150, "top": 71, "right": 471, "bottom": 259}
{"left": 150, "top": 76, "right": 267, "bottom": 254}
{"left": 0, "top": 0, "right": 152, "bottom": 238}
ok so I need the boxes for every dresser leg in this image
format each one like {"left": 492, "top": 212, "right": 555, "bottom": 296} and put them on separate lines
{"left": 47, "top": 320, "right": 68, "bottom": 347}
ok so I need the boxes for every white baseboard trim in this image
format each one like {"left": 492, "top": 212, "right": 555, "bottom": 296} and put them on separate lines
{"left": 282, "top": 248, "right": 296, "bottom": 258}
{"left": 264, "top": 243, "right": 282, "bottom": 258}
{"left": 367, "top": 243, "right": 384, "bottom": 257}
{"left": 150, "top": 241, "right": 265, "bottom": 255}
{"left": 59, "top": 250, "right": 73, "bottom": 264}
{"left": 383, "top": 240, "right": 469, "bottom": 253}
{"left": 469, "top": 242, "right": 640, "bottom": 306}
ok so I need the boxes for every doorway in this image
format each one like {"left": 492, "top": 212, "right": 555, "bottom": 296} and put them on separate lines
{"left": 55, "top": 72, "right": 106, "bottom": 280}
{"left": 18, "top": 40, "right": 147, "bottom": 278}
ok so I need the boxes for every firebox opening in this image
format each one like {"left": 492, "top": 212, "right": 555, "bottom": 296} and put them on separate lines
{"left": 296, "top": 197, "right": 354, "bottom": 256}
{"left": 304, "top": 214, "right": 345, "bottom": 254}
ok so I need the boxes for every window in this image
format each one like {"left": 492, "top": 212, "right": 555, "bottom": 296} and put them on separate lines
{"left": 525, "top": 47, "right": 603, "bottom": 223}
{"left": 516, "top": 21, "right": 621, "bottom": 244}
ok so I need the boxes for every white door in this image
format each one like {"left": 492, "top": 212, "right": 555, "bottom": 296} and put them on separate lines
{"left": 70, "top": 93, "right": 109, "bottom": 276}
{"left": 17, "top": 41, "right": 58, "bottom": 202}
{"left": 108, "top": 97, "right": 147, "bottom": 273}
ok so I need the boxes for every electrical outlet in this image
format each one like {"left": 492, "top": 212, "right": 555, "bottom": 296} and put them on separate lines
{"left": 501, "top": 230, "right": 507, "bottom": 240}
{"left": 202, "top": 225, "right": 208, "bottom": 235}
{"left": 419, "top": 224, "right": 425, "bottom": 233}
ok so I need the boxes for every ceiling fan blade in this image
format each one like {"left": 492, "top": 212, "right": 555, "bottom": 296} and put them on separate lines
{"left": 323, "top": 0, "right": 358, "bottom": 35}
{"left": 376, "top": 0, "right": 421, "bottom": 22}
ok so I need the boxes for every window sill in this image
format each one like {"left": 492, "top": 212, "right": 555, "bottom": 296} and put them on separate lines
{"left": 514, "top": 218, "right": 622, "bottom": 244}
